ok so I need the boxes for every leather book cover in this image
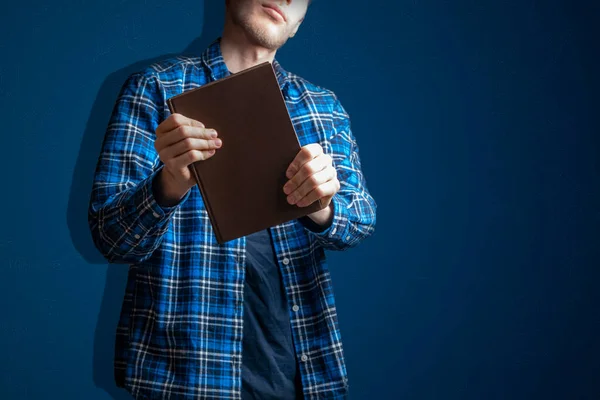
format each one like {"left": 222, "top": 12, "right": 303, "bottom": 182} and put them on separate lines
{"left": 166, "top": 61, "right": 325, "bottom": 244}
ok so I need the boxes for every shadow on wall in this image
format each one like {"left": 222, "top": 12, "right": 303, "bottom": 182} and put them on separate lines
{"left": 66, "top": 2, "right": 226, "bottom": 399}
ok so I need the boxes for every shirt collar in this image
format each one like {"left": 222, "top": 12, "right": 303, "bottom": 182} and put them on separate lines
{"left": 200, "top": 37, "right": 290, "bottom": 89}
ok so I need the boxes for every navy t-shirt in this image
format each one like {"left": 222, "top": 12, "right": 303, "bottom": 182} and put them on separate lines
{"left": 241, "top": 228, "right": 304, "bottom": 400}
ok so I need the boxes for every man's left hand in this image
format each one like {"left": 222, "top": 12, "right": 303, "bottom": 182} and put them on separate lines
{"left": 283, "top": 143, "right": 340, "bottom": 210}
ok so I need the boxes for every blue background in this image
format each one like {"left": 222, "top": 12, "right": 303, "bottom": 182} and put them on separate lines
{"left": 1, "top": 0, "right": 599, "bottom": 399}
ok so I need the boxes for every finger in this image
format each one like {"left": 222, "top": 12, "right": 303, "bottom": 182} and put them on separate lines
{"left": 166, "top": 148, "right": 217, "bottom": 171}
{"left": 156, "top": 113, "right": 205, "bottom": 136}
{"left": 296, "top": 179, "right": 338, "bottom": 208}
{"left": 283, "top": 154, "right": 329, "bottom": 195}
{"left": 159, "top": 136, "right": 222, "bottom": 161}
{"left": 286, "top": 143, "right": 323, "bottom": 179}
{"left": 287, "top": 166, "right": 336, "bottom": 205}
{"left": 155, "top": 124, "right": 218, "bottom": 153}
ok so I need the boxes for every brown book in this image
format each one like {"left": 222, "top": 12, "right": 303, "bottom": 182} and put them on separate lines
{"left": 166, "top": 61, "right": 325, "bottom": 244}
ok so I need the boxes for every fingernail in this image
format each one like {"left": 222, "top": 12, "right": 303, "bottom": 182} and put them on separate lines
{"left": 210, "top": 130, "right": 218, "bottom": 138}
{"left": 215, "top": 138, "right": 222, "bottom": 146}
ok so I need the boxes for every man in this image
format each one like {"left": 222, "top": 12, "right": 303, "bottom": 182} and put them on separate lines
{"left": 88, "top": 0, "right": 377, "bottom": 398}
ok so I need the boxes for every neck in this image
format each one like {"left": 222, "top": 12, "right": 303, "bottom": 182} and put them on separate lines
{"left": 220, "top": 13, "right": 277, "bottom": 74}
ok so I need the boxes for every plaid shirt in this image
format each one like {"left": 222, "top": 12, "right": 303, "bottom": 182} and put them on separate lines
{"left": 88, "top": 37, "right": 377, "bottom": 400}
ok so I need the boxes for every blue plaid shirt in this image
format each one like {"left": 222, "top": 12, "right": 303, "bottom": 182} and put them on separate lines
{"left": 88, "top": 37, "right": 377, "bottom": 399}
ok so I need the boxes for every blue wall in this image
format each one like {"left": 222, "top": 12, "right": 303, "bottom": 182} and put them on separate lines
{"left": 1, "top": 0, "right": 598, "bottom": 399}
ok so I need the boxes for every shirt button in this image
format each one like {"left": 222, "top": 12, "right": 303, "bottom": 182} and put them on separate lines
{"left": 292, "top": 305, "right": 299, "bottom": 312}
{"left": 282, "top": 257, "right": 289, "bottom": 265}
{"left": 301, "top": 354, "right": 308, "bottom": 362}
{"left": 134, "top": 234, "right": 140, "bottom": 239}
{"left": 152, "top": 211, "right": 160, "bottom": 218}
{"left": 331, "top": 227, "right": 337, "bottom": 235}
{"left": 345, "top": 235, "right": 350, "bottom": 240}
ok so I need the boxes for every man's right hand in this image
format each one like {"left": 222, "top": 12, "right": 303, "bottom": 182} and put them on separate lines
{"left": 152, "top": 113, "right": 223, "bottom": 206}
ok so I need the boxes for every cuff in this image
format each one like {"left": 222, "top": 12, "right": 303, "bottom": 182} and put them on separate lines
{"left": 130, "top": 166, "right": 191, "bottom": 238}
{"left": 299, "top": 194, "right": 349, "bottom": 241}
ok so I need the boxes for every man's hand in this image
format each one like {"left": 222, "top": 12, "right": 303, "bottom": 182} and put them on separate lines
{"left": 283, "top": 143, "right": 340, "bottom": 222}
{"left": 153, "top": 113, "right": 223, "bottom": 206}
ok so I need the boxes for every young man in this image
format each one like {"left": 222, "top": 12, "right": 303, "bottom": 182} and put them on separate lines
{"left": 88, "top": 0, "right": 377, "bottom": 399}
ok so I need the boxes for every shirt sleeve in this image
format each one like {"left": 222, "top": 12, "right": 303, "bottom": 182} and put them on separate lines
{"left": 87, "top": 72, "right": 191, "bottom": 264}
{"left": 299, "top": 94, "right": 377, "bottom": 250}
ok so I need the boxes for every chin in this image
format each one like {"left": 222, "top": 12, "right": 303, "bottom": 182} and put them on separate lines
{"left": 230, "top": 4, "right": 290, "bottom": 50}
{"left": 246, "top": 23, "right": 289, "bottom": 50}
